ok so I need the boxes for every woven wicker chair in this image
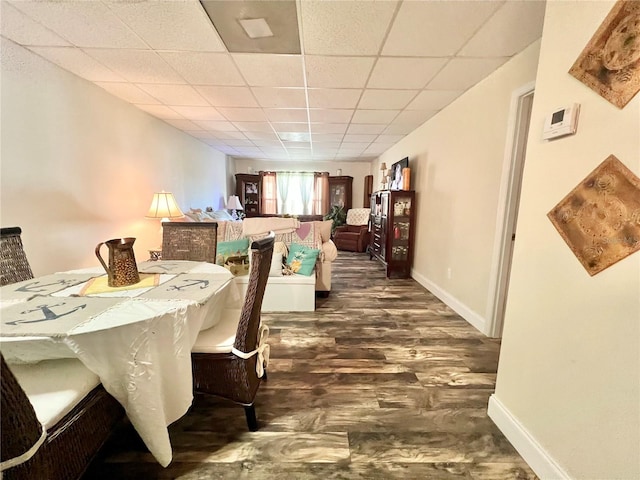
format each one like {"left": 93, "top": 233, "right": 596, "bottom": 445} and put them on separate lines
{"left": 161, "top": 222, "right": 218, "bottom": 262}
{"left": 191, "top": 232, "right": 275, "bottom": 431}
{"left": 0, "top": 355, "right": 124, "bottom": 480}
{"left": 0, "top": 227, "right": 34, "bottom": 286}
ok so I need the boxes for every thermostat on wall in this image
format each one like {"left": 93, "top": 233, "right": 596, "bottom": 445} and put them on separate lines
{"left": 543, "top": 103, "right": 580, "bottom": 140}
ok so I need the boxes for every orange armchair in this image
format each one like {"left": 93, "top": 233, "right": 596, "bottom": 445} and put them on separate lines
{"left": 333, "top": 208, "right": 370, "bottom": 253}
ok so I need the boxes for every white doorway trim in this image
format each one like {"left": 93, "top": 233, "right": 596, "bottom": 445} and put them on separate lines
{"left": 485, "top": 81, "right": 535, "bottom": 338}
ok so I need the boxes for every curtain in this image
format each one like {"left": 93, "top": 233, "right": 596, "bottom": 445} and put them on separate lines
{"left": 260, "top": 171, "right": 277, "bottom": 214}
{"left": 313, "top": 172, "right": 330, "bottom": 216}
{"left": 276, "top": 171, "right": 293, "bottom": 214}
{"left": 298, "top": 172, "right": 314, "bottom": 215}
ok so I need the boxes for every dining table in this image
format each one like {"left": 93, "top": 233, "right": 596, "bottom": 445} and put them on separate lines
{"left": 0, "top": 260, "right": 240, "bottom": 467}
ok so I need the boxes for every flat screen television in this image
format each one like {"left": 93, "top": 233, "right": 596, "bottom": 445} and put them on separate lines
{"left": 389, "top": 157, "right": 409, "bottom": 190}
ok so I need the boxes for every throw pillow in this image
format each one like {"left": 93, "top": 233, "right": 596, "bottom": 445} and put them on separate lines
{"left": 269, "top": 252, "right": 284, "bottom": 277}
{"left": 286, "top": 243, "right": 320, "bottom": 276}
{"left": 216, "top": 238, "right": 250, "bottom": 268}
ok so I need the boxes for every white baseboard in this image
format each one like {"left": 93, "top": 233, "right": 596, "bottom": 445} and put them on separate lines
{"left": 488, "top": 395, "right": 571, "bottom": 480}
{"left": 411, "top": 270, "right": 487, "bottom": 335}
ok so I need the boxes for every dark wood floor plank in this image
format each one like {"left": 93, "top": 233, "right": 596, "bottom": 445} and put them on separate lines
{"left": 82, "top": 251, "right": 537, "bottom": 479}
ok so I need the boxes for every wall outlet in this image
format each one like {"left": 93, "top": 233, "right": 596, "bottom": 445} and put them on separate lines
{"left": 447, "top": 267, "right": 452, "bottom": 279}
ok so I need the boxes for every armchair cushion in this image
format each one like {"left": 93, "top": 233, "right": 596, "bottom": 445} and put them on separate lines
{"left": 346, "top": 208, "right": 370, "bottom": 226}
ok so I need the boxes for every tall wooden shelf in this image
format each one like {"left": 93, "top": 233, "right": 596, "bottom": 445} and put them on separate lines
{"left": 235, "top": 174, "right": 261, "bottom": 217}
{"left": 369, "top": 190, "right": 416, "bottom": 278}
{"left": 328, "top": 176, "right": 353, "bottom": 211}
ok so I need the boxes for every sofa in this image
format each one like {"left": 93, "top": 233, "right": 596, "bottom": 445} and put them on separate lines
{"left": 181, "top": 211, "right": 338, "bottom": 310}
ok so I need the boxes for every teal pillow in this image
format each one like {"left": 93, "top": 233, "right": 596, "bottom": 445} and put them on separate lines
{"left": 216, "top": 238, "right": 249, "bottom": 266}
{"left": 286, "top": 243, "right": 320, "bottom": 276}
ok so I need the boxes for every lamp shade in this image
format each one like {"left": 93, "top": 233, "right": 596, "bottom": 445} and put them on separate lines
{"left": 145, "top": 191, "right": 184, "bottom": 220}
{"left": 380, "top": 162, "right": 387, "bottom": 171}
{"left": 226, "top": 195, "right": 244, "bottom": 210}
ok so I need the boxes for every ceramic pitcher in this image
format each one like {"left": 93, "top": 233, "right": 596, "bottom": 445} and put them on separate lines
{"left": 95, "top": 237, "right": 140, "bottom": 287}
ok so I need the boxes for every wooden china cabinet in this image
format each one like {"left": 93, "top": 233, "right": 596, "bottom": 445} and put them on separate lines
{"left": 369, "top": 190, "right": 416, "bottom": 278}
{"left": 235, "top": 173, "right": 260, "bottom": 217}
{"left": 328, "top": 176, "right": 353, "bottom": 211}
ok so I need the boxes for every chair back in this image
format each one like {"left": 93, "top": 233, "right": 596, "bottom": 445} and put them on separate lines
{"left": 1, "top": 354, "right": 44, "bottom": 471}
{"left": 346, "top": 208, "right": 370, "bottom": 226}
{"left": 234, "top": 232, "right": 275, "bottom": 353}
{"left": 161, "top": 222, "right": 218, "bottom": 263}
{"left": 0, "top": 227, "right": 34, "bottom": 286}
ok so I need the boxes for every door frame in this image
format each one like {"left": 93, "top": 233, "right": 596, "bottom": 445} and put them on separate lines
{"left": 485, "top": 81, "right": 535, "bottom": 338}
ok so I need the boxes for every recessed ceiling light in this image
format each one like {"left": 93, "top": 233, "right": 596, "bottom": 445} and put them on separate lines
{"left": 279, "top": 132, "right": 310, "bottom": 142}
{"left": 238, "top": 18, "right": 273, "bottom": 39}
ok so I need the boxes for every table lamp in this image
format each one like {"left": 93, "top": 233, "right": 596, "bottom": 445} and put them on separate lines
{"left": 379, "top": 163, "right": 387, "bottom": 189}
{"left": 226, "top": 195, "right": 244, "bottom": 220}
{"left": 146, "top": 191, "right": 184, "bottom": 252}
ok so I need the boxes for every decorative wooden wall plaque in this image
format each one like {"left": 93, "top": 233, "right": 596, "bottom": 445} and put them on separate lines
{"left": 568, "top": 0, "right": 640, "bottom": 108}
{"left": 548, "top": 155, "right": 640, "bottom": 275}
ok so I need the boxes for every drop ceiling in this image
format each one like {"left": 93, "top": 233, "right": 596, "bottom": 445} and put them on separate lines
{"left": 0, "top": 0, "right": 546, "bottom": 163}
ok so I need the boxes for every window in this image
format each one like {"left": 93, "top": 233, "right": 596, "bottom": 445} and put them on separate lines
{"left": 260, "top": 171, "right": 329, "bottom": 216}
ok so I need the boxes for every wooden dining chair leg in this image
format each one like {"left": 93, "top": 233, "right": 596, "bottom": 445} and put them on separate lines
{"left": 244, "top": 405, "right": 258, "bottom": 432}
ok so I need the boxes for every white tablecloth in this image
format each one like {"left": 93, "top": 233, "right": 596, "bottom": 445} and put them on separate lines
{"left": 0, "top": 261, "right": 240, "bottom": 467}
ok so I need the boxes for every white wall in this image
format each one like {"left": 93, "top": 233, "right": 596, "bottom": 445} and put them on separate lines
{"left": 492, "top": 2, "right": 640, "bottom": 478}
{"left": 233, "top": 158, "right": 372, "bottom": 210}
{"left": 374, "top": 40, "right": 542, "bottom": 334}
{"left": 0, "top": 39, "right": 228, "bottom": 275}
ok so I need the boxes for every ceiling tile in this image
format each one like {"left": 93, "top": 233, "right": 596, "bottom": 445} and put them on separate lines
{"left": 217, "top": 107, "right": 268, "bottom": 122}
{"left": 251, "top": 87, "right": 307, "bottom": 108}
{"left": 29, "top": 47, "right": 124, "bottom": 82}
{"left": 308, "top": 109, "right": 353, "bottom": 123}
{"left": 163, "top": 118, "right": 202, "bottom": 131}
{"left": 358, "top": 89, "right": 418, "bottom": 110}
{"left": 232, "top": 54, "right": 304, "bottom": 87}
{"left": 232, "top": 122, "right": 275, "bottom": 133}
{"left": 343, "top": 134, "right": 377, "bottom": 143}
{"left": 383, "top": 123, "right": 420, "bottom": 135}
{"left": 376, "top": 134, "right": 406, "bottom": 143}
{"left": 368, "top": 57, "right": 447, "bottom": 89}
{"left": 210, "top": 131, "right": 248, "bottom": 140}
{"left": 11, "top": 0, "right": 147, "bottom": 49}
{"left": 459, "top": 1, "right": 545, "bottom": 57}
{"left": 382, "top": 1, "right": 501, "bottom": 56}
{"left": 86, "top": 49, "right": 184, "bottom": 83}
{"left": 224, "top": 139, "right": 255, "bottom": 147}
{"left": 1, "top": 2, "right": 71, "bottom": 47}
{"left": 160, "top": 52, "right": 244, "bottom": 85}
{"left": 273, "top": 124, "right": 310, "bottom": 133}
{"left": 307, "top": 88, "right": 362, "bottom": 109}
{"left": 280, "top": 132, "right": 311, "bottom": 142}
{"left": 351, "top": 109, "right": 399, "bottom": 124}
{"left": 300, "top": 1, "right": 397, "bottom": 55}
{"left": 309, "top": 123, "right": 348, "bottom": 134}
{"left": 194, "top": 120, "right": 238, "bottom": 131}
{"left": 106, "top": 0, "right": 226, "bottom": 52}
{"left": 305, "top": 56, "right": 375, "bottom": 88}
{"left": 251, "top": 138, "right": 282, "bottom": 146}
{"left": 427, "top": 57, "right": 509, "bottom": 90}
{"left": 265, "top": 109, "right": 308, "bottom": 123}
{"left": 406, "top": 90, "right": 463, "bottom": 110}
{"left": 95, "top": 82, "right": 160, "bottom": 104}
{"left": 347, "top": 124, "right": 387, "bottom": 134}
{"left": 136, "top": 104, "right": 183, "bottom": 119}
{"left": 311, "top": 133, "right": 345, "bottom": 142}
{"left": 393, "top": 110, "right": 437, "bottom": 126}
{"left": 195, "top": 86, "right": 258, "bottom": 107}
{"left": 137, "top": 84, "right": 208, "bottom": 106}
{"left": 200, "top": 0, "right": 300, "bottom": 54}
{"left": 171, "top": 106, "right": 225, "bottom": 121}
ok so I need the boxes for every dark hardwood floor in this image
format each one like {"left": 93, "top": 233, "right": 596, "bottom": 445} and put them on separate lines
{"left": 82, "top": 251, "right": 537, "bottom": 479}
